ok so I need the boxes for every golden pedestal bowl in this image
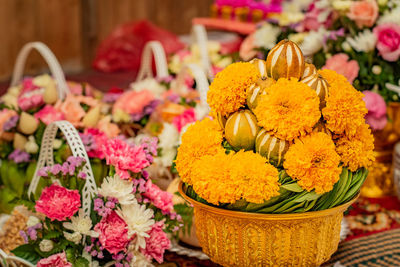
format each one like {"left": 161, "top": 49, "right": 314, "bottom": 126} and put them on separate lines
{"left": 179, "top": 182, "right": 357, "bottom": 267}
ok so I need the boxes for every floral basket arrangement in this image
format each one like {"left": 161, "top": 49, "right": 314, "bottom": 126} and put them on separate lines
{"left": 0, "top": 42, "right": 118, "bottom": 214}
{"left": 0, "top": 120, "right": 181, "bottom": 266}
{"left": 176, "top": 40, "right": 374, "bottom": 266}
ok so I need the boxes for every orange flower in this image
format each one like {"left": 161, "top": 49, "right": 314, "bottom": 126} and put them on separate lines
{"left": 207, "top": 62, "right": 260, "bottom": 116}
{"left": 319, "top": 69, "right": 367, "bottom": 137}
{"left": 284, "top": 132, "right": 342, "bottom": 194}
{"left": 254, "top": 78, "right": 321, "bottom": 141}
{"left": 335, "top": 124, "right": 375, "bottom": 171}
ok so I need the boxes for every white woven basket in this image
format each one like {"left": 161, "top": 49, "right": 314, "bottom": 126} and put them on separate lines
{"left": 10, "top": 42, "right": 70, "bottom": 100}
{"left": 136, "top": 41, "right": 169, "bottom": 82}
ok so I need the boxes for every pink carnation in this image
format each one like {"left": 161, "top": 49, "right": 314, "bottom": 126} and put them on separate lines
{"left": 363, "top": 91, "right": 387, "bottom": 130}
{"left": 143, "top": 180, "right": 173, "bottom": 214}
{"left": 172, "top": 108, "right": 196, "bottom": 132}
{"left": 35, "top": 105, "right": 65, "bottom": 125}
{"left": 37, "top": 252, "right": 72, "bottom": 267}
{"left": 94, "top": 211, "right": 131, "bottom": 255}
{"left": 373, "top": 23, "right": 400, "bottom": 62}
{"left": 140, "top": 221, "right": 171, "bottom": 264}
{"left": 18, "top": 78, "right": 44, "bottom": 111}
{"left": 85, "top": 128, "right": 108, "bottom": 159}
{"left": 102, "top": 138, "right": 150, "bottom": 179}
{"left": 113, "top": 90, "right": 155, "bottom": 115}
{"left": 35, "top": 183, "right": 81, "bottom": 221}
{"left": 322, "top": 53, "right": 359, "bottom": 83}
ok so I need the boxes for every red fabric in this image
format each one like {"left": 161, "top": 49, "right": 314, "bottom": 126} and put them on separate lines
{"left": 92, "top": 20, "right": 184, "bottom": 73}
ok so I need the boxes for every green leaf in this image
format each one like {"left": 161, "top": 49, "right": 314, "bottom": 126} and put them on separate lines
{"left": 74, "top": 257, "right": 89, "bottom": 267}
{"left": 11, "top": 244, "right": 41, "bottom": 264}
{"left": 292, "top": 191, "right": 321, "bottom": 203}
{"left": 281, "top": 182, "right": 303, "bottom": 193}
{"left": 43, "top": 230, "right": 62, "bottom": 239}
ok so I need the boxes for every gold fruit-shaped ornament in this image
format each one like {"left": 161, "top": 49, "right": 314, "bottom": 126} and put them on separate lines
{"left": 255, "top": 128, "right": 289, "bottom": 167}
{"left": 225, "top": 110, "right": 260, "bottom": 151}
{"left": 266, "top": 40, "right": 305, "bottom": 80}
{"left": 301, "top": 73, "right": 329, "bottom": 109}
{"left": 246, "top": 78, "right": 275, "bottom": 111}
{"left": 301, "top": 63, "right": 317, "bottom": 79}
{"left": 249, "top": 58, "right": 267, "bottom": 79}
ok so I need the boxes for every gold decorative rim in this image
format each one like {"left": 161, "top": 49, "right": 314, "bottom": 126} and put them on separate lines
{"left": 179, "top": 181, "right": 358, "bottom": 220}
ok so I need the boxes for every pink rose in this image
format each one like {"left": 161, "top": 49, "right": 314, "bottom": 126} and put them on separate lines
{"left": 37, "top": 252, "right": 72, "bottom": 267}
{"left": 94, "top": 211, "right": 131, "bottom": 255}
{"left": 363, "top": 91, "right": 387, "bottom": 130}
{"left": 322, "top": 54, "right": 359, "bottom": 83}
{"left": 143, "top": 180, "right": 173, "bottom": 214}
{"left": 18, "top": 78, "right": 44, "bottom": 111}
{"left": 239, "top": 33, "right": 257, "bottom": 61}
{"left": 54, "top": 95, "right": 86, "bottom": 126}
{"left": 102, "top": 138, "right": 150, "bottom": 179}
{"left": 140, "top": 221, "right": 171, "bottom": 263}
{"left": 347, "top": 0, "right": 378, "bottom": 28}
{"left": 373, "top": 23, "right": 400, "bottom": 61}
{"left": 67, "top": 81, "right": 95, "bottom": 97}
{"left": 113, "top": 90, "right": 155, "bottom": 115}
{"left": 35, "top": 105, "right": 65, "bottom": 125}
{"left": 35, "top": 183, "right": 81, "bottom": 221}
{"left": 172, "top": 108, "right": 196, "bottom": 132}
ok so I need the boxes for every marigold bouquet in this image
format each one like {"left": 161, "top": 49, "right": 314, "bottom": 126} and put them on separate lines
{"left": 177, "top": 40, "right": 374, "bottom": 213}
{"left": 12, "top": 136, "right": 182, "bottom": 266}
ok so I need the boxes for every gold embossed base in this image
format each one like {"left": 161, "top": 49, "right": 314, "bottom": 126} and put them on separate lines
{"left": 179, "top": 182, "right": 357, "bottom": 267}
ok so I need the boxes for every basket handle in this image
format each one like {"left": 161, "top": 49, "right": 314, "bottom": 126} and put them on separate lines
{"left": 191, "top": 25, "right": 212, "bottom": 78}
{"left": 136, "top": 41, "right": 169, "bottom": 82}
{"left": 10, "top": 42, "right": 70, "bottom": 100}
{"left": 0, "top": 249, "right": 35, "bottom": 267}
{"left": 28, "top": 121, "right": 97, "bottom": 218}
{"left": 173, "top": 63, "right": 210, "bottom": 109}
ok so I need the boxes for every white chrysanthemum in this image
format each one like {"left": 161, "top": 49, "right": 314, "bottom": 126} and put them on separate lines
{"left": 130, "top": 251, "right": 154, "bottom": 267}
{"left": 117, "top": 200, "right": 155, "bottom": 250}
{"left": 25, "top": 136, "right": 39, "bottom": 154}
{"left": 63, "top": 231, "right": 82, "bottom": 244}
{"left": 98, "top": 175, "right": 136, "bottom": 206}
{"left": 300, "top": 28, "right": 327, "bottom": 56}
{"left": 346, "top": 29, "right": 377, "bottom": 52}
{"left": 378, "top": 6, "right": 400, "bottom": 25}
{"left": 130, "top": 78, "right": 166, "bottom": 99}
{"left": 158, "top": 123, "right": 179, "bottom": 150}
{"left": 155, "top": 147, "right": 177, "bottom": 167}
{"left": 254, "top": 23, "right": 281, "bottom": 50}
{"left": 63, "top": 209, "right": 99, "bottom": 238}
{"left": 39, "top": 240, "right": 54, "bottom": 252}
{"left": 26, "top": 216, "right": 40, "bottom": 228}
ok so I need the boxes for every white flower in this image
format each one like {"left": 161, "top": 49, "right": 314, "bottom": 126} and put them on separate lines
{"left": 26, "top": 216, "right": 40, "bottom": 227}
{"left": 98, "top": 175, "right": 136, "bottom": 205}
{"left": 378, "top": 6, "right": 400, "bottom": 25}
{"left": 63, "top": 231, "right": 82, "bottom": 244}
{"left": 254, "top": 23, "right": 281, "bottom": 50}
{"left": 129, "top": 251, "right": 154, "bottom": 267}
{"left": 372, "top": 65, "right": 382, "bottom": 75}
{"left": 288, "top": 33, "right": 308, "bottom": 45}
{"left": 82, "top": 251, "right": 100, "bottom": 267}
{"left": 130, "top": 79, "right": 166, "bottom": 99}
{"left": 24, "top": 136, "right": 39, "bottom": 154}
{"left": 158, "top": 123, "right": 179, "bottom": 150}
{"left": 117, "top": 200, "right": 155, "bottom": 250}
{"left": 53, "top": 139, "right": 62, "bottom": 149}
{"left": 155, "top": 147, "right": 177, "bottom": 167}
{"left": 332, "top": 0, "right": 352, "bottom": 11}
{"left": 341, "top": 41, "right": 352, "bottom": 52}
{"left": 39, "top": 240, "right": 54, "bottom": 252}
{"left": 300, "top": 28, "right": 326, "bottom": 56}
{"left": 346, "top": 29, "right": 377, "bottom": 52}
{"left": 63, "top": 209, "right": 99, "bottom": 238}
{"left": 378, "top": 0, "right": 388, "bottom": 5}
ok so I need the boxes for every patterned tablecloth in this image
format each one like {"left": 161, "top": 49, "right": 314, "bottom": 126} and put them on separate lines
{"left": 158, "top": 196, "right": 400, "bottom": 267}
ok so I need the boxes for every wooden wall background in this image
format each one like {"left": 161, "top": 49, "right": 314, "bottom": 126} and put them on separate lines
{"left": 0, "top": 0, "right": 213, "bottom": 81}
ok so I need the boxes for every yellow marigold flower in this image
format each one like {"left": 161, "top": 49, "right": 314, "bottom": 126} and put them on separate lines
{"left": 175, "top": 118, "right": 224, "bottom": 184}
{"left": 254, "top": 78, "right": 321, "bottom": 141}
{"left": 319, "top": 69, "right": 367, "bottom": 136}
{"left": 283, "top": 132, "right": 342, "bottom": 194}
{"left": 335, "top": 124, "right": 375, "bottom": 172}
{"left": 207, "top": 62, "right": 260, "bottom": 116}
{"left": 190, "top": 150, "right": 280, "bottom": 204}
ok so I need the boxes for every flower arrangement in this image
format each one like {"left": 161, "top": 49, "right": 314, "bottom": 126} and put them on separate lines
{"left": 11, "top": 137, "right": 181, "bottom": 266}
{"left": 0, "top": 75, "right": 118, "bottom": 213}
{"left": 242, "top": 0, "right": 400, "bottom": 122}
{"left": 177, "top": 40, "right": 374, "bottom": 213}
